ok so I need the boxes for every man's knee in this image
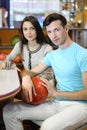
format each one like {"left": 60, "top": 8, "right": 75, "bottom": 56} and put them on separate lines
{"left": 40, "top": 119, "right": 54, "bottom": 130}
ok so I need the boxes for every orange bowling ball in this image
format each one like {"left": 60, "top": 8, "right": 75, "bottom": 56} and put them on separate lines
{"left": 30, "top": 77, "right": 48, "bottom": 105}
{"left": 0, "top": 53, "right": 6, "bottom": 60}
{"left": 13, "top": 55, "right": 21, "bottom": 63}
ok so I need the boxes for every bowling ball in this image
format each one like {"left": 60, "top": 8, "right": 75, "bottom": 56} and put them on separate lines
{"left": 13, "top": 55, "right": 21, "bottom": 63}
{"left": 29, "top": 77, "right": 48, "bottom": 105}
{"left": 0, "top": 53, "right": 6, "bottom": 60}
{"left": 11, "top": 35, "right": 20, "bottom": 46}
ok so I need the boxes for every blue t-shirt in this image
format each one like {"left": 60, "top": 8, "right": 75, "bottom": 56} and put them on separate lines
{"left": 42, "top": 42, "right": 87, "bottom": 102}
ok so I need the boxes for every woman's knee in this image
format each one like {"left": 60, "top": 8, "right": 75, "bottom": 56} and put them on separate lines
{"left": 3, "top": 103, "right": 15, "bottom": 120}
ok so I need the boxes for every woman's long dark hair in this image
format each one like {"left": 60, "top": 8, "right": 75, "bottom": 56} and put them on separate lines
{"left": 20, "top": 16, "right": 47, "bottom": 48}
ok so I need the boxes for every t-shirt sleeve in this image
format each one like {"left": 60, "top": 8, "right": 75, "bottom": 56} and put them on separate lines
{"left": 80, "top": 55, "right": 87, "bottom": 72}
{"left": 78, "top": 50, "right": 87, "bottom": 72}
{"left": 42, "top": 52, "right": 52, "bottom": 67}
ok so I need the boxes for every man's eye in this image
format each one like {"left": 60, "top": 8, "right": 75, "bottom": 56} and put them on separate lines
{"left": 55, "top": 28, "right": 59, "bottom": 31}
{"left": 47, "top": 31, "right": 51, "bottom": 34}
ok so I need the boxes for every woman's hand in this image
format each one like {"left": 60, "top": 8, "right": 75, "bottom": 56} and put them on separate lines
{"left": 0, "top": 61, "right": 6, "bottom": 69}
{"left": 0, "top": 60, "right": 12, "bottom": 70}
{"left": 0, "top": 59, "right": 21, "bottom": 72}
{"left": 22, "top": 75, "right": 36, "bottom": 103}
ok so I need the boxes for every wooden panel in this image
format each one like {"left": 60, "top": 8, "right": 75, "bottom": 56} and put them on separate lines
{"left": 0, "top": 29, "right": 20, "bottom": 46}
{"left": 0, "top": 48, "right": 12, "bottom": 54}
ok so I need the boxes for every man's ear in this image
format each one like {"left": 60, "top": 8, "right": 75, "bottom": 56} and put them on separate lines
{"left": 65, "top": 24, "right": 69, "bottom": 32}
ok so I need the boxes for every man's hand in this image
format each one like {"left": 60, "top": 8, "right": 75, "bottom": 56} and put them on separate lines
{"left": 22, "top": 75, "right": 36, "bottom": 103}
{"left": 40, "top": 78, "right": 56, "bottom": 97}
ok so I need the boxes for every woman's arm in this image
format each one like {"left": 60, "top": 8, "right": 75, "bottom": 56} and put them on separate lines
{"left": 22, "top": 62, "right": 48, "bottom": 103}
{"left": 6, "top": 42, "right": 21, "bottom": 61}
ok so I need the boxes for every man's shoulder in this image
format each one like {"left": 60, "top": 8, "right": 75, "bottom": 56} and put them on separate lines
{"left": 73, "top": 43, "right": 87, "bottom": 62}
{"left": 73, "top": 42, "right": 87, "bottom": 53}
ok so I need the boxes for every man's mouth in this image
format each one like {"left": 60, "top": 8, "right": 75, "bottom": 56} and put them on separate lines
{"left": 53, "top": 39, "right": 59, "bottom": 44}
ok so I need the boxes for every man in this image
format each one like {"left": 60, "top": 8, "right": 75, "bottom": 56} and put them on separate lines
{"left": 3, "top": 13, "right": 87, "bottom": 130}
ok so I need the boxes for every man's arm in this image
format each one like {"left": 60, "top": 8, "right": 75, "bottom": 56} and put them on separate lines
{"left": 43, "top": 72, "right": 87, "bottom": 100}
{"left": 22, "top": 62, "right": 48, "bottom": 103}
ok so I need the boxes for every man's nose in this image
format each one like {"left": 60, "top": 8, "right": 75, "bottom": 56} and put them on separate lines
{"left": 52, "top": 32, "right": 57, "bottom": 39}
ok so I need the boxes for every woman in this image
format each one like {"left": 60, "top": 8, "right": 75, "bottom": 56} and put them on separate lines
{"left": 6, "top": 16, "right": 52, "bottom": 70}
{"left": 2, "top": 15, "right": 54, "bottom": 100}
{"left": 1, "top": 16, "right": 54, "bottom": 130}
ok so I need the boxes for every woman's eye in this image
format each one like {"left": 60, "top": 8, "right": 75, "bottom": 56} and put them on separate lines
{"left": 23, "top": 28, "right": 27, "bottom": 31}
{"left": 31, "top": 27, "right": 35, "bottom": 30}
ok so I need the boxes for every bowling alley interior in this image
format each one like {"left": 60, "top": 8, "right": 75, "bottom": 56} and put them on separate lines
{"left": 0, "top": 0, "right": 87, "bottom": 130}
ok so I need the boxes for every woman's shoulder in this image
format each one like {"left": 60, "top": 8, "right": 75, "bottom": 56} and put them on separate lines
{"left": 40, "top": 43, "right": 53, "bottom": 55}
{"left": 42, "top": 43, "right": 53, "bottom": 50}
{"left": 14, "top": 41, "right": 21, "bottom": 47}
